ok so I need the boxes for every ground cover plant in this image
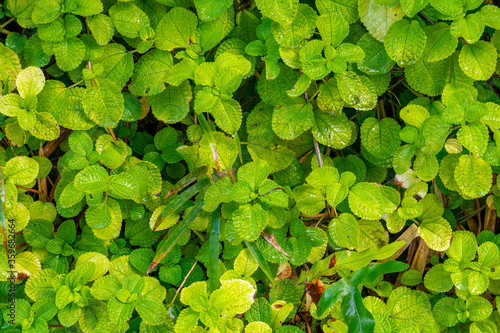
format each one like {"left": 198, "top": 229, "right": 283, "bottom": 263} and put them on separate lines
{"left": 0, "top": 0, "right": 500, "bottom": 332}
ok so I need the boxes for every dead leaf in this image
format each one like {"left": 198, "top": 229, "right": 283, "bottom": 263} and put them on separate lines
{"left": 262, "top": 231, "right": 290, "bottom": 257}
{"left": 306, "top": 279, "right": 325, "bottom": 305}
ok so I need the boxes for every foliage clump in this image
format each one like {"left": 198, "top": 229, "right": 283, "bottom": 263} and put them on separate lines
{"left": 0, "top": 0, "right": 500, "bottom": 332}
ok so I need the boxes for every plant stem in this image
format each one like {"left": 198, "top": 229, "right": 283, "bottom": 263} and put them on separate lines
{"left": 67, "top": 79, "right": 85, "bottom": 88}
{"left": 169, "top": 260, "right": 198, "bottom": 307}
{"left": 0, "top": 17, "right": 15, "bottom": 28}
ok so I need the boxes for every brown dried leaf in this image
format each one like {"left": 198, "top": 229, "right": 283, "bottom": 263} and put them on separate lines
{"left": 262, "top": 231, "right": 290, "bottom": 257}
{"left": 306, "top": 279, "right": 325, "bottom": 305}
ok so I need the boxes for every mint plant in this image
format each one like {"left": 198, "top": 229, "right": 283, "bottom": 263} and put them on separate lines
{"left": 1, "top": 0, "right": 500, "bottom": 332}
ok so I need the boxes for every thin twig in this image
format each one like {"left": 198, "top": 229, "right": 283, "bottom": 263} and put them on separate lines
{"left": 457, "top": 205, "right": 487, "bottom": 225}
{"left": 169, "top": 260, "right": 198, "bottom": 307}
{"left": 258, "top": 187, "right": 286, "bottom": 197}
{"left": 418, "top": 12, "right": 435, "bottom": 25}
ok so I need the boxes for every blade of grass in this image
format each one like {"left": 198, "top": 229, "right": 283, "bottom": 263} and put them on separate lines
{"left": 244, "top": 240, "right": 276, "bottom": 287}
{"left": 147, "top": 196, "right": 205, "bottom": 275}
{"left": 163, "top": 166, "right": 209, "bottom": 200}
{"left": 208, "top": 207, "right": 221, "bottom": 293}
{"left": 153, "top": 178, "right": 210, "bottom": 231}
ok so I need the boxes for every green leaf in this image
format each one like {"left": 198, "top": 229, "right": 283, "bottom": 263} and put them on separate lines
{"left": 399, "top": 104, "right": 429, "bottom": 129}
{"left": 257, "top": 63, "right": 298, "bottom": 105}
{"left": 457, "top": 122, "right": 489, "bottom": 156}
{"left": 32, "top": 112, "right": 60, "bottom": 141}
{"left": 148, "top": 80, "right": 191, "bottom": 123}
{"left": 316, "top": 80, "right": 345, "bottom": 116}
{"left": 8, "top": 0, "right": 37, "bottom": 27}
{"left": 270, "top": 4, "right": 317, "bottom": 48}
{"left": 245, "top": 298, "right": 273, "bottom": 325}
{"left": 328, "top": 213, "right": 359, "bottom": 249}
{"left": 348, "top": 182, "right": 397, "bottom": 220}
{"left": 306, "top": 166, "right": 340, "bottom": 189}
{"left": 439, "top": 154, "right": 460, "bottom": 192}
{"left": 25, "top": 268, "right": 57, "bottom": 302}
{"left": 293, "top": 185, "right": 326, "bottom": 216}
{"left": 421, "top": 116, "right": 451, "bottom": 155}
{"left": 0, "top": 94, "right": 23, "bottom": 117}
{"left": 194, "top": 0, "right": 232, "bottom": 21}
{"left": 129, "top": 49, "right": 173, "bottom": 96}
{"left": 203, "top": 178, "right": 232, "bottom": 212}
{"left": 384, "top": 19, "right": 427, "bottom": 67}
{"left": 336, "top": 71, "right": 377, "bottom": 110}
{"left": 458, "top": 41, "right": 497, "bottom": 81}
{"left": 217, "top": 279, "right": 256, "bottom": 315}
{"left": 93, "top": 43, "right": 134, "bottom": 88}
{"left": 0, "top": 41, "right": 22, "bottom": 93}
{"left": 75, "top": 252, "right": 110, "bottom": 281}
{"left": 58, "top": 219, "right": 76, "bottom": 244}
{"left": 69, "top": 131, "right": 93, "bottom": 157}
{"left": 467, "top": 296, "right": 493, "bottom": 321}
{"left": 109, "top": 173, "right": 140, "bottom": 199}
{"left": 478, "top": 241, "right": 500, "bottom": 267}
{"left": 87, "top": 14, "right": 115, "bottom": 46}
{"left": 418, "top": 217, "right": 453, "bottom": 251}
{"left": 431, "top": 297, "right": 457, "bottom": 327}
{"left": 358, "top": 0, "right": 404, "bottom": 41}
{"left": 234, "top": 248, "right": 259, "bottom": 277}
{"left": 312, "top": 111, "right": 352, "bottom": 151}
{"left": 16, "top": 66, "right": 45, "bottom": 98}
{"left": 316, "top": 0, "right": 359, "bottom": 24}
{"left": 361, "top": 117, "right": 400, "bottom": 159}
{"left": 74, "top": 165, "right": 109, "bottom": 193}
{"left": 203, "top": 96, "right": 242, "bottom": 135}
{"left": 58, "top": 303, "right": 81, "bottom": 327}
{"left": 199, "top": 132, "right": 238, "bottom": 171}
{"left": 238, "top": 160, "right": 271, "bottom": 191}
{"left": 65, "top": 0, "right": 103, "bottom": 16}
{"left": 399, "top": 0, "right": 427, "bottom": 17}
{"left": 317, "top": 14, "right": 349, "bottom": 47}
{"left": 405, "top": 58, "right": 451, "bottom": 96}
{"left": 455, "top": 155, "right": 492, "bottom": 199}
{"left": 24, "top": 219, "right": 55, "bottom": 248}
{"left": 155, "top": 7, "right": 198, "bottom": 51}
{"left": 245, "top": 321, "right": 272, "bottom": 333}
{"left": 299, "top": 40, "right": 329, "bottom": 80}
{"left": 175, "top": 308, "right": 200, "bottom": 333}
{"left": 414, "top": 154, "right": 439, "bottom": 182}
{"left": 272, "top": 98, "right": 314, "bottom": 140}
{"left": 232, "top": 203, "right": 268, "bottom": 242}
{"left": 423, "top": 22, "right": 458, "bottom": 63}
{"left": 341, "top": 285, "right": 375, "bottom": 333}
{"left": 386, "top": 287, "right": 431, "bottom": 329}
{"left": 86, "top": 198, "right": 122, "bottom": 240}
{"left": 450, "top": 14, "right": 484, "bottom": 44}
{"left": 82, "top": 82, "right": 124, "bottom": 128}
{"left": 446, "top": 230, "right": 477, "bottom": 262}
{"left": 255, "top": 0, "right": 298, "bottom": 27}
{"left": 54, "top": 37, "right": 85, "bottom": 71}
{"left": 136, "top": 295, "right": 168, "bottom": 325}
{"left": 258, "top": 180, "right": 288, "bottom": 208}
{"left": 357, "top": 32, "right": 395, "bottom": 74}
{"left": 4, "top": 156, "right": 39, "bottom": 185}
{"left": 109, "top": 2, "right": 150, "bottom": 39}
{"left": 398, "top": 197, "right": 422, "bottom": 220}
{"left": 480, "top": 4, "right": 500, "bottom": 29}
{"left": 245, "top": 146, "right": 293, "bottom": 174}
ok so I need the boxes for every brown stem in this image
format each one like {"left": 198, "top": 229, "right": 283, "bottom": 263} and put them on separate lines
{"left": 43, "top": 127, "right": 72, "bottom": 157}
{"left": 107, "top": 128, "right": 117, "bottom": 141}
